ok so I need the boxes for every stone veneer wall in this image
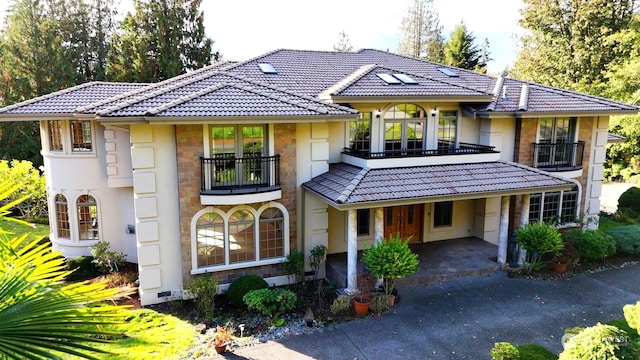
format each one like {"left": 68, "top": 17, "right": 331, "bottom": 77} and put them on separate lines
{"left": 176, "top": 123, "right": 298, "bottom": 287}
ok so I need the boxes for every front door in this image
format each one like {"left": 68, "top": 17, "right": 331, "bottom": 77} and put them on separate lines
{"left": 384, "top": 205, "right": 423, "bottom": 242}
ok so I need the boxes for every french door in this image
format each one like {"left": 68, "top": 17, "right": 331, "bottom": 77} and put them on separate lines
{"left": 384, "top": 205, "right": 423, "bottom": 242}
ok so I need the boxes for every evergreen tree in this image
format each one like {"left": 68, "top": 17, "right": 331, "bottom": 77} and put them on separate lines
{"left": 396, "top": 0, "right": 444, "bottom": 62}
{"left": 443, "top": 22, "right": 488, "bottom": 73}
{"left": 107, "top": 0, "right": 218, "bottom": 82}
{"left": 333, "top": 30, "right": 353, "bottom": 52}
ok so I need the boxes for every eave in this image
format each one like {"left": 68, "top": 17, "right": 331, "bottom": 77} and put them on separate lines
{"left": 96, "top": 114, "right": 359, "bottom": 125}
{"left": 328, "top": 95, "right": 494, "bottom": 104}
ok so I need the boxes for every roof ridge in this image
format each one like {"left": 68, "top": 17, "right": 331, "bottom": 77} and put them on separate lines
{"left": 518, "top": 84, "right": 529, "bottom": 111}
{"left": 319, "top": 64, "right": 378, "bottom": 100}
{"left": 486, "top": 76, "right": 504, "bottom": 112}
{"left": 144, "top": 83, "right": 229, "bottom": 115}
{"left": 336, "top": 167, "right": 369, "bottom": 204}
{"left": 0, "top": 82, "right": 99, "bottom": 114}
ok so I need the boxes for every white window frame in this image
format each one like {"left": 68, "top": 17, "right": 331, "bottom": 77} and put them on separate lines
{"left": 42, "top": 119, "right": 96, "bottom": 156}
{"left": 529, "top": 185, "right": 581, "bottom": 226}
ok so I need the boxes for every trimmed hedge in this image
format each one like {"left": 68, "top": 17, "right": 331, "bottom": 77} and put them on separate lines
{"left": 607, "top": 225, "right": 640, "bottom": 255}
{"left": 618, "top": 186, "right": 640, "bottom": 218}
{"left": 225, "top": 274, "right": 269, "bottom": 307}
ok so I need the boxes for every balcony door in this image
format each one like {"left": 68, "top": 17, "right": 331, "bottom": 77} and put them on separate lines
{"left": 210, "top": 125, "right": 266, "bottom": 186}
{"left": 384, "top": 205, "right": 422, "bottom": 243}
{"left": 538, "top": 118, "right": 576, "bottom": 167}
{"left": 384, "top": 104, "right": 426, "bottom": 156}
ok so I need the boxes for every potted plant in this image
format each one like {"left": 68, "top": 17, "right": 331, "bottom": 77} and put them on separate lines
{"left": 552, "top": 235, "right": 579, "bottom": 274}
{"left": 211, "top": 323, "right": 234, "bottom": 354}
{"left": 513, "top": 222, "right": 563, "bottom": 274}
{"left": 362, "top": 233, "right": 419, "bottom": 306}
{"left": 352, "top": 271, "right": 375, "bottom": 315}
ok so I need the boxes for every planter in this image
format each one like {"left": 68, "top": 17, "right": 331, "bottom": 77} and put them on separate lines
{"left": 214, "top": 343, "right": 227, "bottom": 354}
{"left": 552, "top": 261, "right": 569, "bottom": 274}
{"left": 387, "top": 294, "right": 396, "bottom": 307}
{"left": 353, "top": 296, "right": 370, "bottom": 315}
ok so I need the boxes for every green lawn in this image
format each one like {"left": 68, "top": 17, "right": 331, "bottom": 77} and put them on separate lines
{"left": 0, "top": 218, "right": 50, "bottom": 241}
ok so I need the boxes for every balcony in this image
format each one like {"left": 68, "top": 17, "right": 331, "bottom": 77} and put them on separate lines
{"left": 342, "top": 141, "right": 498, "bottom": 159}
{"left": 200, "top": 155, "right": 280, "bottom": 196}
{"left": 532, "top": 141, "right": 584, "bottom": 171}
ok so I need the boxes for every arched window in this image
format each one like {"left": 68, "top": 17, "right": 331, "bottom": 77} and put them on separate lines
{"left": 259, "top": 207, "right": 284, "bottom": 259}
{"left": 196, "top": 212, "right": 225, "bottom": 267}
{"left": 383, "top": 104, "right": 426, "bottom": 155}
{"left": 77, "top": 195, "right": 98, "bottom": 240}
{"left": 228, "top": 210, "right": 255, "bottom": 264}
{"left": 55, "top": 194, "right": 70, "bottom": 238}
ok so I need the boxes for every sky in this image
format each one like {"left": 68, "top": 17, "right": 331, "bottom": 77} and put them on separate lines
{"left": 0, "top": 0, "right": 524, "bottom": 74}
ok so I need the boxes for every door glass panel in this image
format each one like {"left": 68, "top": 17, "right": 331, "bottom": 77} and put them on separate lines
{"left": 407, "top": 205, "right": 414, "bottom": 225}
{"left": 385, "top": 121, "right": 403, "bottom": 154}
{"left": 211, "top": 126, "right": 236, "bottom": 155}
{"left": 539, "top": 119, "right": 553, "bottom": 142}
{"left": 406, "top": 121, "right": 424, "bottom": 154}
{"left": 241, "top": 126, "right": 264, "bottom": 156}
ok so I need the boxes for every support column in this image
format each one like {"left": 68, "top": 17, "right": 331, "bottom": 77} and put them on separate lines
{"left": 497, "top": 196, "right": 510, "bottom": 266}
{"left": 374, "top": 208, "right": 384, "bottom": 243}
{"left": 518, "top": 194, "right": 531, "bottom": 265}
{"left": 346, "top": 209, "right": 358, "bottom": 295}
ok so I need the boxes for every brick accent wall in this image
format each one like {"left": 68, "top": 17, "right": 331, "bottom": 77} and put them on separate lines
{"left": 176, "top": 123, "right": 299, "bottom": 288}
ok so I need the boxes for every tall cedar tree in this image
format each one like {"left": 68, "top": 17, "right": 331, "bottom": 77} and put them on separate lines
{"left": 396, "top": 0, "right": 444, "bottom": 62}
{"left": 511, "top": 0, "right": 635, "bottom": 95}
{"left": 443, "top": 22, "right": 489, "bottom": 73}
{"left": 107, "top": 0, "right": 218, "bottom": 83}
{"left": 333, "top": 30, "right": 354, "bottom": 52}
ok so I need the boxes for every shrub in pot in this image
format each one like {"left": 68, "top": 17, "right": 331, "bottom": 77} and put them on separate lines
{"left": 362, "top": 233, "right": 419, "bottom": 298}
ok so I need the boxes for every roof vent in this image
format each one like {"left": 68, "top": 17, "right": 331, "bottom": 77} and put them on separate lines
{"left": 258, "top": 63, "right": 277, "bottom": 74}
{"left": 437, "top": 67, "right": 459, "bottom": 77}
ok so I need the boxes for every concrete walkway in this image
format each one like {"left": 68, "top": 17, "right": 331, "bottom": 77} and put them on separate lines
{"left": 229, "top": 263, "right": 640, "bottom": 360}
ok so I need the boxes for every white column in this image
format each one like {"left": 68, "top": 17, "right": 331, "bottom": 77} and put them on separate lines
{"left": 518, "top": 194, "right": 531, "bottom": 265}
{"left": 374, "top": 208, "right": 384, "bottom": 243}
{"left": 497, "top": 196, "right": 510, "bottom": 266}
{"left": 346, "top": 209, "right": 358, "bottom": 294}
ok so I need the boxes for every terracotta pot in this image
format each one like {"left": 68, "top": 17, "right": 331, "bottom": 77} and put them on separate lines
{"left": 387, "top": 294, "right": 396, "bottom": 307}
{"left": 552, "top": 261, "right": 568, "bottom": 274}
{"left": 214, "top": 343, "right": 227, "bottom": 354}
{"left": 353, "top": 296, "right": 370, "bottom": 315}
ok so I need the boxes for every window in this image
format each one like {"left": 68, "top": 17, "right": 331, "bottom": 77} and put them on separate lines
{"left": 55, "top": 194, "right": 70, "bottom": 238}
{"left": 349, "top": 113, "right": 371, "bottom": 152}
{"left": 537, "top": 117, "right": 577, "bottom": 167}
{"left": 384, "top": 103, "right": 426, "bottom": 155}
{"left": 529, "top": 186, "right": 579, "bottom": 224}
{"left": 434, "top": 201, "right": 453, "bottom": 227}
{"left": 438, "top": 111, "right": 458, "bottom": 150}
{"left": 193, "top": 205, "right": 288, "bottom": 271}
{"left": 48, "top": 121, "right": 63, "bottom": 151}
{"left": 357, "top": 209, "right": 370, "bottom": 236}
{"left": 70, "top": 120, "right": 92, "bottom": 152}
{"left": 77, "top": 195, "right": 98, "bottom": 240}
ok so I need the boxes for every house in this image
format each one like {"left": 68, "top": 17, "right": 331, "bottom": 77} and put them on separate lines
{"left": 0, "top": 49, "right": 636, "bottom": 306}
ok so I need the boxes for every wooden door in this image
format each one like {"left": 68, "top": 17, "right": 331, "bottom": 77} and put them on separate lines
{"left": 384, "top": 205, "right": 423, "bottom": 242}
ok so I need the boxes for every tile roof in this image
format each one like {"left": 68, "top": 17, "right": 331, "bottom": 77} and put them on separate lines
{"left": 302, "top": 161, "right": 575, "bottom": 207}
{"left": 0, "top": 82, "right": 147, "bottom": 115}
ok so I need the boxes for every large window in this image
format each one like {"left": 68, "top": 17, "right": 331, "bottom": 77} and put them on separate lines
{"left": 210, "top": 125, "right": 267, "bottom": 185}
{"left": 529, "top": 186, "right": 579, "bottom": 224}
{"left": 70, "top": 120, "right": 92, "bottom": 152}
{"left": 48, "top": 121, "right": 63, "bottom": 151}
{"left": 193, "top": 205, "right": 288, "bottom": 271}
{"left": 55, "top": 194, "right": 70, "bottom": 238}
{"left": 537, "top": 117, "right": 577, "bottom": 167}
{"left": 384, "top": 104, "right": 426, "bottom": 155}
{"left": 349, "top": 113, "right": 371, "bottom": 151}
{"left": 77, "top": 195, "right": 98, "bottom": 240}
{"left": 438, "top": 110, "right": 458, "bottom": 150}
{"left": 434, "top": 201, "right": 453, "bottom": 227}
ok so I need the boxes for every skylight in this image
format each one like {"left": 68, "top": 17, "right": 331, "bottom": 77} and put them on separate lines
{"left": 258, "top": 63, "right": 277, "bottom": 74}
{"left": 437, "top": 67, "right": 459, "bottom": 77}
{"left": 377, "top": 73, "right": 401, "bottom": 84}
{"left": 393, "top": 73, "right": 418, "bottom": 84}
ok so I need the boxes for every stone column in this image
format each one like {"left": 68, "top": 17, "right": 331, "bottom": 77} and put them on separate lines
{"left": 518, "top": 194, "right": 531, "bottom": 265}
{"left": 497, "top": 196, "right": 510, "bottom": 265}
{"left": 346, "top": 209, "right": 358, "bottom": 294}
{"left": 374, "top": 208, "right": 384, "bottom": 244}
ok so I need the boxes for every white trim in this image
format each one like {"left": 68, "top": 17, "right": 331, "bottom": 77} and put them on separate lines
{"left": 200, "top": 190, "right": 282, "bottom": 205}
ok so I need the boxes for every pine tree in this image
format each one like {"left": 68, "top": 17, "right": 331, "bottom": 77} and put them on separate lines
{"left": 443, "top": 22, "right": 488, "bottom": 73}
{"left": 333, "top": 30, "right": 354, "bottom": 52}
{"left": 396, "top": 0, "right": 444, "bottom": 62}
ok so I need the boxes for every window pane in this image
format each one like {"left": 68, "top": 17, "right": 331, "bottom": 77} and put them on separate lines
{"left": 211, "top": 126, "right": 236, "bottom": 155}
{"left": 438, "top": 111, "right": 457, "bottom": 149}
{"left": 357, "top": 209, "right": 370, "bottom": 236}
{"left": 196, "top": 213, "right": 225, "bottom": 267}
{"left": 529, "top": 194, "right": 542, "bottom": 224}
{"left": 349, "top": 113, "right": 371, "bottom": 151}
{"left": 542, "top": 192, "right": 560, "bottom": 223}
{"left": 406, "top": 121, "right": 424, "bottom": 153}
{"left": 259, "top": 208, "right": 284, "bottom": 259}
{"left": 70, "top": 120, "right": 92, "bottom": 152}
{"left": 228, "top": 210, "right": 255, "bottom": 264}
{"left": 434, "top": 201, "right": 453, "bottom": 227}
{"left": 241, "top": 126, "right": 264, "bottom": 156}
{"left": 49, "top": 121, "right": 63, "bottom": 151}
{"left": 77, "top": 195, "right": 98, "bottom": 240}
{"left": 561, "top": 188, "right": 578, "bottom": 224}
{"left": 55, "top": 194, "right": 69, "bottom": 238}
{"left": 384, "top": 121, "right": 403, "bottom": 153}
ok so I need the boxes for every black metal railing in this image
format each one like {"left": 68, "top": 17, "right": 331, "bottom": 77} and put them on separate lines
{"left": 200, "top": 154, "right": 280, "bottom": 195}
{"left": 342, "top": 141, "right": 497, "bottom": 159}
{"left": 532, "top": 141, "right": 584, "bottom": 171}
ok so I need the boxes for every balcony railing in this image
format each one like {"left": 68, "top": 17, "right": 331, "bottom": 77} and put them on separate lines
{"left": 342, "top": 141, "right": 497, "bottom": 159}
{"left": 200, "top": 154, "right": 280, "bottom": 195}
{"left": 532, "top": 141, "right": 584, "bottom": 171}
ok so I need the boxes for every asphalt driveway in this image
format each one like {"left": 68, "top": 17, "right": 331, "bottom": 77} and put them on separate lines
{"left": 230, "top": 263, "right": 640, "bottom": 360}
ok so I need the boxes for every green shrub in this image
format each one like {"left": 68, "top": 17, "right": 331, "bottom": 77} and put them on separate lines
{"left": 618, "top": 186, "right": 640, "bottom": 218}
{"left": 608, "top": 319, "right": 639, "bottom": 340}
{"left": 514, "top": 222, "right": 563, "bottom": 273}
{"left": 559, "top": 323, "right": 634, "bottom": 360}
{"left": 89, "top": 241, "right": 127, "bottom": 274}
{"left": 490, "top": 342, "right": 520, "bottom": 360}
{"left": 225, "top": 274, "right": 269, "bottom": 307}
{"left": 282, "top": 250, "right": 305, "bottom": 283}
{"left": 516, "top": 344, "right": 558, "bottom": 360}
{"left": 571, "top": 230, "right": 616, "bottom": 261}
{"left": 624, "top": 302, "right": 640, "bottom": 334}
{"left": 330, "top": 295, "right": 352, "bottom": 315}
{"left": 243, "top": 288, "right": 297, "bottom": 318}
{"left": 0, "top": 160, "right": 47, "bottom": 218}
{"left": 64, "top": 256, "right": 101, "bottom": 281}
{"left": 186, "top": 273, "right": 218, "bottom": 319}
{"left": 369, "top": 294, "right": 390, "bottom": 315}
{"left": 607, "top": 225, "right": 640, "bottom": 255}
{"left": 362, "top": 233, "right": 419, "bottom": 296}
